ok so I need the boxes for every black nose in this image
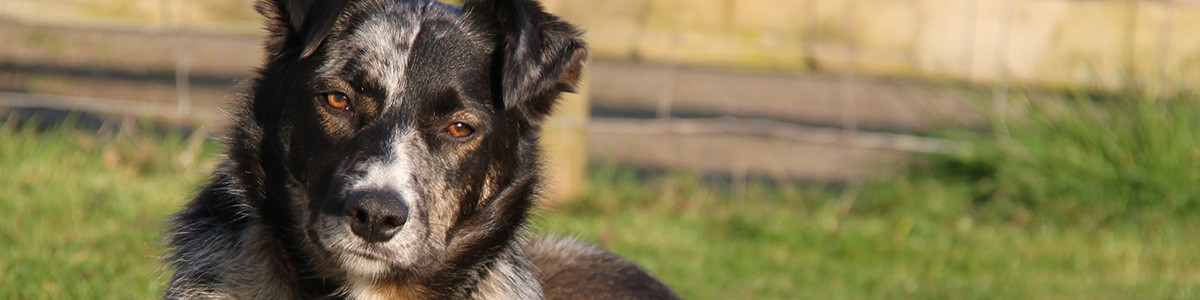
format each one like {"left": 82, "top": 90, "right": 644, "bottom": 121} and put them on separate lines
{"left": 344, "top": 190, "right": 408, "bottom": 243}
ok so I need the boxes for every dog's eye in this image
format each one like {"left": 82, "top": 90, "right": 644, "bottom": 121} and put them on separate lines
{"left": 323, "top": 93, "right": 351, "bottom": 110}
{"left": 446, "top": 122, "right": 475, "bottom": 138}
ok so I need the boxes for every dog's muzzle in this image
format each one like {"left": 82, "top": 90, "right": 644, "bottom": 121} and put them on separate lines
{"left": 344, "top": 190, "right": 409, "bottom": 243}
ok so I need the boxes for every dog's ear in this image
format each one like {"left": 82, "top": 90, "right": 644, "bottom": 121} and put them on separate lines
{"left": 256, "top": 0, "right": 350, "bottom": 58}
{"left": 464, "top": 0, "right": 588, "bottom": 123}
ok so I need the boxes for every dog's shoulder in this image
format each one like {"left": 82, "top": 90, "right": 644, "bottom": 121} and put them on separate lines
{"left": 525, "top": 237, "right": 681, "bottom": 300}
{"left": 165, "top": 169, "right": 298, "bottom": 299}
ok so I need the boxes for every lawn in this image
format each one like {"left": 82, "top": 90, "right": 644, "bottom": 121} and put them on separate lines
{"left": 2, "top": 95, "right": 1199, "bottom": 299}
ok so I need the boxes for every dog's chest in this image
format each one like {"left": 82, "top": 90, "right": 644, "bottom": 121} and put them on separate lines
{"left": 346, "top": 280, "right": 424, "bottom": 300}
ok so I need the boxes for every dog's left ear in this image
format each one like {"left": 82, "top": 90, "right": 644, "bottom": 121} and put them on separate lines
{"left": 464, "top": 0, "right": 588, "bottom": 123}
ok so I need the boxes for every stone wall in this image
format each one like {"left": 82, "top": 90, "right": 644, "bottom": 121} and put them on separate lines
{"left": 540, "top": 0, "right": 1200, "bottom": 92}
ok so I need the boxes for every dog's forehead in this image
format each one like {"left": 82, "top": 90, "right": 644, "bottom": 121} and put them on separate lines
{"left": 318, "top": 1, "right": 470, "bottom": 104}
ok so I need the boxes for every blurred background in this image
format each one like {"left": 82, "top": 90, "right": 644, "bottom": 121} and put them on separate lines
{"left": 2, "top": 0, "right": 1200, "bottom": 299}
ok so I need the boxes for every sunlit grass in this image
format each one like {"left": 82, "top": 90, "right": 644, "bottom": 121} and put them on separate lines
{"left": 536, "top": 165, "right": 1200, "bottom": 300}
{"left": 0, "top": 119, "right": 219, "bottom": 299}
{"left": 3, "top": 95, "right": 1200, "bottom": 299}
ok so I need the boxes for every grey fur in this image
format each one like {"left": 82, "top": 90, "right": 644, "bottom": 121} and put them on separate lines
{"left": 528, "top": 237, "right": 681, "bottom": 300}
{"left": 165, "top": 0, "right": 680, "bottom": 299}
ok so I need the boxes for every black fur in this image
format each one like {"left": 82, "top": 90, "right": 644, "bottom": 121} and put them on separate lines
{"left": 165, "top": 0, "right": 679, "bottom": 299}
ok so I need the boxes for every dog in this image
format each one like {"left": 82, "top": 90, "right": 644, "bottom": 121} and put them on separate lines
{"left": 163, "top": 0, "right": 680, "bottom": 299}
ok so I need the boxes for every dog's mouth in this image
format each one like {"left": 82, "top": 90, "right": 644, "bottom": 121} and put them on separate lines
{"left": 329, "top": 241, "right": 440, "bottom": 276}
{"left": 338, "top": 244, "right": 393, "bottom": 261}
{"left": 308, "top": 216, "right": 442, "bottom": 276}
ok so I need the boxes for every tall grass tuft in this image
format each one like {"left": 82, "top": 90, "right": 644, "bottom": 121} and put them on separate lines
{"left": 872, "top": 94, "right": 1200, "bottom": 228}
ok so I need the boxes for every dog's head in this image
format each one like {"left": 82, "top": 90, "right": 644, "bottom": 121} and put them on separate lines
{"left": 247, "top": 0, "right": 584, "bottom": 282}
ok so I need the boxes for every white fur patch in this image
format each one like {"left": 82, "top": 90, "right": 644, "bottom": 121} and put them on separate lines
{"left": 320, "top": 4, "right": 436, "bottom": 282}
{"left": 343, "top": 131, "right": 429, "bottom": 276}
{"left": 345, "top": 276, "right": 387, "bottom": 300}
{"left": 473, "top": 247, "right": 545, "bottom": 300}
{"left": 317, "top": 7, "right": 423, "bottom": 111}
{"left": 349, "top": 16, "right": 422, "bottom": 104}
{"left": 352, "top": 131, "right": 419, "bottom": 195}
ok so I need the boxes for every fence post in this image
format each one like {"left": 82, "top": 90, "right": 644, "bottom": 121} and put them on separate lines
{"left": 840, "top": 0, "right": 859, "bottom": 139}
{"left": 540, "top": 71, "right": 591, "bottom": 206}
{"left": 535, "top": 0, "right": 590, "bottom": 206}
{"left": 656, "top": 0, "right": 683, "bottom": 124}
{"left": 173, "top": 0, "right": 192, "bottom": 119}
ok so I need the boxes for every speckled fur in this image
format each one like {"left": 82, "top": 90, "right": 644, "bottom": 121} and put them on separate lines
{"left": 164, "top": 0, "right": 677, "bottom": 299}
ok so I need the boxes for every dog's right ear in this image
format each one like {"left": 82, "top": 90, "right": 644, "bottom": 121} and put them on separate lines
{"left": 256, "top": 0, "right": 350, "bottom": 58}
{"left": 252, "top": 0, "right": 348, "bottom": 123}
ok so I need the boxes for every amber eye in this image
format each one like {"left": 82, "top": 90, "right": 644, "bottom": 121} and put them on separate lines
{"left": 323, "top": 93, "right": 350, "bottom": 110}
{"left": 447, "top": 122, "right": 475, "bottom": 138}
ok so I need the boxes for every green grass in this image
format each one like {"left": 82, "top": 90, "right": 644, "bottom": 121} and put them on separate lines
{"left": 2, "top": 95, "right": 1200, "bottom": 299}
{"left": 894, "top": 94, "right": 1200, "bottom": 228}
{"left": 533, "top": 94, "right": 1200, "bottom": 299}
{"left": 0, "top": 120, "right": 219, "bottom": 299}
{"left": 539, "top": 166, "right": 1199, "bottom": 299}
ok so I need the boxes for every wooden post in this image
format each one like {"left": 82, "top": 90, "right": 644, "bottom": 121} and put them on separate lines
{"left": 536, "top": 0, "right": 589, "bottom": 206}
{"left": 539, "top": 71, "right": 590, "bottom": 206}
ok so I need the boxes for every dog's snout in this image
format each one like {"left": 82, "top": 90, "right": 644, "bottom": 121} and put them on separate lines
{"left": 345, "top": 190, "right": 408, "bottom": 243}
